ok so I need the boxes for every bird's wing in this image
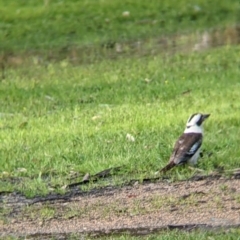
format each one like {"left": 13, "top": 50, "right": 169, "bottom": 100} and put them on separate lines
{"left": 170, "top": 133, "right": 202, "bottom": 165}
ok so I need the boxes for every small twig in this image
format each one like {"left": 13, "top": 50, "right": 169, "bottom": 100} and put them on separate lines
{"left": 67, "top": 166, "right": 122, "bottom": 188}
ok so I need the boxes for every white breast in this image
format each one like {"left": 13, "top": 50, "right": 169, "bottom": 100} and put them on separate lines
{"left": 184, "top": 125, "right": 203, "bottom": 134}
{"left": 187, "top": 148, "right": 201, "bottom": 165}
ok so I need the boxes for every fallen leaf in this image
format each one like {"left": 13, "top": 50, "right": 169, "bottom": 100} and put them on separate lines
{"left": 61, "top": 185, "right": 67, "bottom": 190}
{"left": 16, "top": 168, "right": 27, "bottom": 173}
{"left": 92, "top": 115, "right": 101, "bottom": 120}
{"left": 126, "top": 133, "right": 135, "bottom": 142}
{"left": 82, "top": 173, "right": 90, "bottom": 182}
{"left": 122, "top": 11, "right": 130, "bottom": 17}
{"left": 144, "top": 78, "right": 151, "bottom": 83}
{"left": 45, "top": 95, "right": 55, "bottom": 101}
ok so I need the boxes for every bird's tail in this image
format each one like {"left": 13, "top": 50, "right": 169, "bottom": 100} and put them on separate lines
{"left": 159, "top": 161, "right": 175, "bottom": 173}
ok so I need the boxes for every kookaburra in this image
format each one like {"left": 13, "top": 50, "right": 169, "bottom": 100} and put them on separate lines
{"left": 159, "top": 113, "right": 210, "bottom": 173}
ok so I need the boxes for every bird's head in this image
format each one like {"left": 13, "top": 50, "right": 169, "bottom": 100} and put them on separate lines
{"left": 186, "top": 113, "right": 210, "bottom": 128}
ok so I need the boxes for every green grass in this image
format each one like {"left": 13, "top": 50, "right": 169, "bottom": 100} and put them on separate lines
{"left": 0, "top": 0, "right": 240, "bottom": 51}
{"left": 1, "top": 45, "right": 240, "bottom": 196}
{"left": 0, "top": 0, "right": 240, "bottom": 197}
{"left": 99, "top": 229, "right": 240, "bottom": 240}
{"left": 2, "top": 229, "right": 240, "bottom": 240}
{"left": 1, "top": 4, "right": 240, "bottom": 240}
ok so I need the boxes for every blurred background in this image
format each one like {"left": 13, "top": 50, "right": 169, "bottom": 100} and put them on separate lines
{"left": 1, "top": 0, "right": 240, "bottom": 69}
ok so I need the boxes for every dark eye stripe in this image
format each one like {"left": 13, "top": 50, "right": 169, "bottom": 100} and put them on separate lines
{"left": 196, "top": 116, "right": 203, "bottom": 126}
{"left": 188, "top": 113, "right": 198, "bottom": 123}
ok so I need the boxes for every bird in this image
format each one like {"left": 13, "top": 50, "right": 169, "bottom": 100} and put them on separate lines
{"left": 159, "top": 113, "right": 210, "bottom": 173}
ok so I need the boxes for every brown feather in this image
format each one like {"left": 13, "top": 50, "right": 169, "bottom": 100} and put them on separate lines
{"left": 159, "top": 161, "right": 176, "bottom": 173}
{"left": 160, "top": 132, "right": 202, "bottom": 174}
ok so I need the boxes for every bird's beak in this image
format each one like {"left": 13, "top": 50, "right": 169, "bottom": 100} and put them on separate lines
{"left": 202, "top": 114, "right": 210, "bottom": 120}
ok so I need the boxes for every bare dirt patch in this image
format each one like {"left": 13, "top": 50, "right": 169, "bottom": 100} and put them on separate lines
{"left": 1, "top": 174, "right": 240, "bottom": 239}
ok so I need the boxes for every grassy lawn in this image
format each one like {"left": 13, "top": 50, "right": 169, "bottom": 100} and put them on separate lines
{"left": 1, "top": 45, "right": 240, "bottom": 197}
{"left": 0, "top": 1, "right": 240, "bottom": 197}
{"left": 1, "top": 1, "right": 240, "bottom": 239}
